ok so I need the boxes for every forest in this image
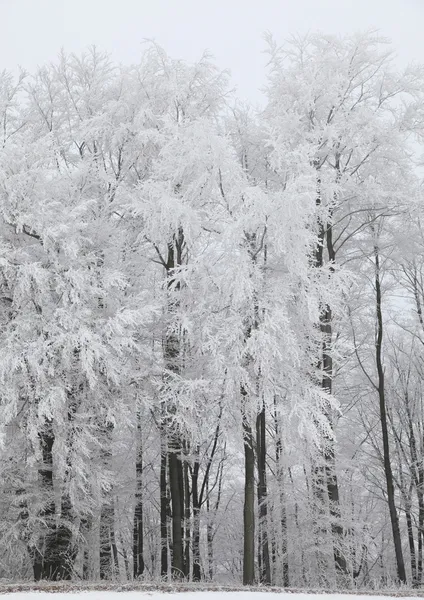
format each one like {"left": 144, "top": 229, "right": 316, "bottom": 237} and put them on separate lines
{"left": 0, "top": 30, "right": 424, "bottom": 589}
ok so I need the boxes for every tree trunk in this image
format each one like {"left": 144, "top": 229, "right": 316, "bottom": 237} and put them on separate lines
{"left": 242, "top": 405, "right": 255, "bottom": 585}
{"left": 33, "top": 422, "right": 75, "bottom": 580}
{"left": 191, "top": 458, "right": 201, "bottom": 581}
{"left": 374, "top": 241, "right": 407, "bottom": 584}
{"left": 206, "top": 480, "right": 214, "bottom": 581}
{"left": 31, "top": 417, "right": 78, "bottom": 581}
{"left": 404, "top": 385, "right": 424, "bottom": 584}
{"left": 411, "top": 270, "right": 424, "bottom": 584}
{"left": 405, "top": 500, "right": 417, "bottom": 584}
{"left": 418, "top": 486, "right": 424, "bottom": 584}
{"left": 168, "top": 435, "right": 184, "bottom": 579}
{"left": 256, "top": 403, "right": 271, "bottom": 584}
{"left": 163, "top": 227, "right": 186, "bottom": 580}
{"left": 323, "top": 214, "right": 348, "bottom": 582}
{"left": 207, "top": 518, "right": 214, "bottom": 581}
{"left": 183, "top": 450, "right": 191, "bottom": 578}
{"left": 133, "top": 414, "right": 144, "bottom": 579}
{"left": 81, "top": 516, "right": 93, "bottom": 581}
{"left": 160, "top": 435, "right": 169, "bottom": 578}
{"left": 314, "top": 160, "right": 348, "bottom": 583}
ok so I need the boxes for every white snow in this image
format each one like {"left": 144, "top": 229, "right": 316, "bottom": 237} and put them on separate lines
{"left": 1, "top": 593, "right": 421, "bottom": 600}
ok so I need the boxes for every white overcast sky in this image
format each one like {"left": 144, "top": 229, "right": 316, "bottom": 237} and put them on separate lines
{"left": 2, "top": 0, "right": 424, "bottom": 103}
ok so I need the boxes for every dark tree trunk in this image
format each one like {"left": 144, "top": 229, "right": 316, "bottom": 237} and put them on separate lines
{"left": 240, "top": 232, "right": 263, "bottom": 586}
{"left": 31, "top": 548, "right": 43, "bottom": 582}
{"left": 418, "top": 487, "right": 424, "bottom": 584}
{"left": 415, "top": 477, "right": 424, "bottom": 585}
{"left": 410, "top": 271, "right": 424, "bottom": 584}
{"left": 163, "top": 227, "right": 186, "bottom": 580}
{"left": 168, "top": 435, "right": 184, "bottom": 578}
{"left": 242, "top": 404, "right": 255, "bottom": 585}
{"left": 393, "top": 417, "right": 417, "bottom": 585}
{"left": 99, "top": 512, "right": 111, "bottom": 579}
{"left": 311, "top": 203, "right": 333, "bottom": 583}
{"left": 313, "top": 168, "right": 348, "bottom": 581}
{"left": 81, "top": 516, "right": 93, "bottom": 580}
{"left": 55, "top": 494, "right": 77, "bottom": 580}
{"left": 323, "top": 212, "right": 348, "bottom": 581}
{"left": 256, "top": 403, "right": 271, "bottom": 585}
{"left": 374, "top": 241, "right": 407, "bottom": 584}
{"left": 83, "top": 547, "right": 89, "bottom": 580}
{"left": 404, "top": 385, "right": 424, "bottom": 584}
{"left": 160, "top": 434, "right": 169, "bottom": 578}
{"left": 183, "top": 453, "right": 191, "bottom": 578}
{"left": 133, "top": 414, "right": 144, "bottom": 579}
{"left": 406, "top": 501, "right": 417, "bottom": 584}
{"left": 33, "top": 421, "right": 76, "bottom": 580}
{"left": 206, "top": 480, "right": 214, "bottom": 581}
{"left": 191, "top": 458, "right": 201, "bottom": 581}
{"left": 280, "top": 484, "right": 289, "bottom": 587}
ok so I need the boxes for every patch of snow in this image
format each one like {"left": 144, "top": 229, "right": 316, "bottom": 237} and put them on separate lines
{"left": 1, "top": 593, "right": 422, "bottom": 600}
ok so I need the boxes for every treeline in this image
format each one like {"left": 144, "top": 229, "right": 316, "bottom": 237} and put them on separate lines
{"left": 0, "top": 32, "right": 424, "bottom": 588}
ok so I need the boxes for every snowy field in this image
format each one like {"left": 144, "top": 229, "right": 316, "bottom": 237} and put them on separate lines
{"left": 1, "top": 592, "right": 423, "bottom": 600}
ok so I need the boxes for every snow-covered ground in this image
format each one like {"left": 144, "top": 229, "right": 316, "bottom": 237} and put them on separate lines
{"left": 1, "top": 593, "right": 422, "bottom": 600}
